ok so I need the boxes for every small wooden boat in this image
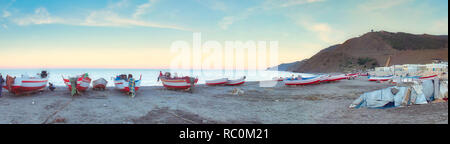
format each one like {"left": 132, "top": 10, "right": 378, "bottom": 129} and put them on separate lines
{"left": 114, "top": 75, "right": 142, "bottom": 92}
{"left": 93, "top": 78, "right": 108, "bottom": 90}
{"left": 225, "top": 77, "right": 246, "bottom": 86}
{"left": 158, "top": 72, "right": 198, "bottom": 90}
{"left": 63, "top": 74, "right": 91, "bottom": 92}
{"left": 206, "top": 78, "right": 228, "bottom": 86}
{"left": 2, "top": 71, "right": 49, "bottom": 94}
{"left": 284, "top": 76, "right": 321, "bottom": 85}
{"left": 368, "top": 75, "right": 393, "bottom": 81}
{"left": 419, "top": 75, "right": 438, "bottom": 80}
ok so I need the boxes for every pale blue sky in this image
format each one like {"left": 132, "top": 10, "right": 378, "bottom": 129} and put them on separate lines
{"left": 0, "top": 0, "right": 448, "bottom": 68}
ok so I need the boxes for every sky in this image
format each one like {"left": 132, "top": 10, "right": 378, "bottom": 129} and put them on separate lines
{"left": 0, "top": 0, "right": 448, "bottom": 69}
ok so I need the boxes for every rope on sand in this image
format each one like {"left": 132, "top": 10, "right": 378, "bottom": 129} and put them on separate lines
{"left": 42, "top": 98, "right": 74, "bottom": 124}
{"left": 168, "top": 112, "right": 198, "bottom": 124}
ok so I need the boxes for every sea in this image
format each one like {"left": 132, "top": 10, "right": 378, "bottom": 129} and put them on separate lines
{"left": 0, "top": 69, "right": 313, "bottom": 87}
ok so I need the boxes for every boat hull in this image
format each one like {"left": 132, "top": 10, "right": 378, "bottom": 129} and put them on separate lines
{"left": 225, "top": 77, "right": 246, "bottom": 86}
{"left": 205, "top": 78, "right": 228, "bottom": 86}
{"left": 284, "top": 76, "right": 321, "bottom": 85}
{"left": 63, "top": 76, "right": 91, "bottom": 92}
{"left": 93, "top": 78, "right": 108, "bottom": 90}
{"left": 368, "top": 76, "right": 393, "bottom": 81}
{"left": 2, "top": 76, "right": 48, "bottom": 94}
{"left": 114, "top": 79, "right": 141, "bottom": 92}
{"left": 160, "top": 77, "right": 198, "bottom": 90}
{"left": 419, "top": 75, "right": 438, "bottom": 80}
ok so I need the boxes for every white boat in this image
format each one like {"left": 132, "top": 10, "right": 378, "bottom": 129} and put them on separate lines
{"left": 93, "top": 78, "right": 108, "bottom": 90}
{"left": 2, "top": 71, "right": 49, "bottom": 94}
{"left": 368, "top": 75, "right": 393, "bottom": 81}
{"left": 225, "top": 76, "right": 246, "bottom": 86}
{"left": 284, "top": 76, "right": 321, "bottom": 85}
{"left": 205, "top": 78, "right": 228, "bottom": 86}
{"left": 322, "top": 74, "right": 347, "bottom": 82}
{"left": 114, "top": 75, "right": 142, "bottom": 92}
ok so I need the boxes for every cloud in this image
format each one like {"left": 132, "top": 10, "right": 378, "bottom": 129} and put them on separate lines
{"left": 196, "top": 0, "right": 228, "bottom": 11}
{"left": 218, "top": 0, "right": 324, "bottom": 30}
{"left": 218, "top": 7, "right": 257, "bottom": 30}
{"left": 13, "top": 7, "right": 64, "bottom": 25}
{"left": 81, "top": 10, "right": 190, "bottom": 31}
{"left": 1, "top": 24, "right": 7, "bottom": 29}
{"left": 263, "top": 0, "right": 325, "bottom": 8}
{"left": 133, "top": 0, "right": 158, "bottom": 19}
{"left": 3, "top": 10, "right": 11, "bottom": 18}
{"left": 296, "top": 19, "right": 345, "bottom": 44}
{"left": 10, "top": 1, "right": 190, "bottom": 31}
{"left": 358, "top": 0, "right": 412, "bottom": 12}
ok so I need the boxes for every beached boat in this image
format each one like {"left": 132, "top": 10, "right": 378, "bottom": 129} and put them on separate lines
{"left": 284, "top": 76, "right": 321, "bottom": 85}
{"left": 322, "top": 74, "right": 347, "bottom": 82}
{"left": 419, "top": 75, "right": 438, "bottom": 80}
{"left": 368, "top": 75, "right": 393, "bottom": 81}
{"left": 93, "top": 78, "right": 108, "bottom": 90}
{"left": 158, "top": 72, "right": 198, "bottom": 90}
{"left": 63, "top": 74, "right": 92, "bottom": 92}
{"left": 114, "top": 75, "right": 142, "bottom": 92}
{"left": 205, "top": 78, "right": 228, "bottom": 86}
{"left": 2, "top": 71, "right": 49, "bottom": 94}
{"left": 225, "top": 77, "right": 246, "bottom": 86}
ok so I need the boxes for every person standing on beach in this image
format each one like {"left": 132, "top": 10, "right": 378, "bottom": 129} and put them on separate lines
{"left": 128, "top": 74, "right": 136, "bottom": 98}
{"left": 0, "top": 73, "right": 4, "bottom": 97}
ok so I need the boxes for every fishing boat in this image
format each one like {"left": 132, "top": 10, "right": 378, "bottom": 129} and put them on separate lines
{"left": 114, "top": 74, "right": 142, "bottom": 92}
{"left": 158, "top": 72, "right": 198, "bottom": 90}
{"left": 62, "top": 73, "right": 91, "bottom": 92}
{"left": 93, "top": 78, "right": 108, "bottom": 90}
{"left": 2, "top": 71, "right": 49, "bottom": 94}
{"left": 322, "top": 74, "right": 347, "bottom": 82}
{"left": 225, "top": 76, "right": 246, "bottom": 86}
{"left": 419, "top": 75, "right": 438, "bottom": 80}
{"left": 284, "top": 76, "right": 321, "bottom": 85}
{"left": 205, "top": 78, "right": 228, "bottom": 86}
{"left": 368, "top": 75, "right": 393, "bottom": 81}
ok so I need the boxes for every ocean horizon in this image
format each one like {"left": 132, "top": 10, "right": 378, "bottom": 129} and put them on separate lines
{"left": 0, "top": 68, "right": 313, "bottom": 86}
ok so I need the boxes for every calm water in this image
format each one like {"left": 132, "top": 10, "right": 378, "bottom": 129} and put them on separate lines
{"left": 0, "top": 69, "right": 313, "bottom": 86}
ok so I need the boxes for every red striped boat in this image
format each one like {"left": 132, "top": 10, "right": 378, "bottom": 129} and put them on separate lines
{"left": 159, "top": 77, "right": 198, "bottom": 89}
{"left": 368, "top": 75, "right": 393, "bottom": 81}
{"left": 225, "top": 77, "right": 246, "bottom": 86}
{"left": 205, "top": 78, "right": 228, "bottom": 86}
{"left": 321, "top": 74, "right": 347, "bottom": 82}
{"left": 2, "top": 71, "right": 48, "bottom": 94}
{"left": 114, "top": 75, "right": 142, "bottom": 92}
{"left": 93, "top": 78, "right": 108, "bottom": 90}
{"left": 63, "top": 74, "right": 91, "bottom": 92}
{"left": 419, "top": 75, "right": 438, "bottom": 80}
{"left": 284, "top": 76, "right": 321, "bottom": 85}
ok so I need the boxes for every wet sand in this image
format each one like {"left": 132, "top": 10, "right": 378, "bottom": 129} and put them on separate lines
{"left": 0, "top": 77, "right": 447, "bottom": 124}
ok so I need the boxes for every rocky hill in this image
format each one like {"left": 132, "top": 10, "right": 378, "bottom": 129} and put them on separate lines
{"left": 291, "top": 31, "right": 448, "bottom": 73}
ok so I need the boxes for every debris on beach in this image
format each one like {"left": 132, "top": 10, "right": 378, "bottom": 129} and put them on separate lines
{"left": 231, "top": 88, "right": 244, "bottom": 96}
{"left": 350, "top": 79, "right": 448, "bottom": 109}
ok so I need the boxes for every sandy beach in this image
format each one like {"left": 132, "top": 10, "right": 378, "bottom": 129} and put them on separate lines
{"left": 0, "top": 77, "right": 447, "bottom": 124}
